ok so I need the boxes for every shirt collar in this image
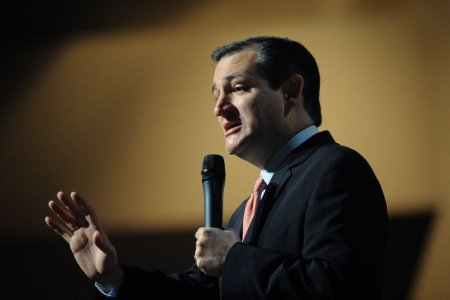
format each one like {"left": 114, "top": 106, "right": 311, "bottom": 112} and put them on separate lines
{"left": 260, "top": 125, "right": 318, "bottom": 184}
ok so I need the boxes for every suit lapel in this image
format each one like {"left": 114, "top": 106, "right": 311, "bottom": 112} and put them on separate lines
{"left": 245, "top": 131, "right": 336, "bottom": 244}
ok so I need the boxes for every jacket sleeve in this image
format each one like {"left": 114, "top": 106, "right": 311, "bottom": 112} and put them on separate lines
{"left": 95, "top": 263, "right": 219, "bottom": 299}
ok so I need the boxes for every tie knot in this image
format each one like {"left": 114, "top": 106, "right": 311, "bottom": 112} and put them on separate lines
{"left": 253, "top": 176, "right": 266, "bottom": 194}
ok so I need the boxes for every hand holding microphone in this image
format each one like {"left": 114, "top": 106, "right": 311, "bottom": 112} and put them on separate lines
{"left": 196, "top": 155, "right": 240, "bottom": 276}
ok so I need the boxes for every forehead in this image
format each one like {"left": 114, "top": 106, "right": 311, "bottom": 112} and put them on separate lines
{"left": 212, "top": 49, "right": 259, "bottom": 86}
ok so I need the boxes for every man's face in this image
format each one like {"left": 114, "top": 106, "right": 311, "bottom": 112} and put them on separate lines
{"left": 211, "top": 49, "right": 290, "bottom": 165}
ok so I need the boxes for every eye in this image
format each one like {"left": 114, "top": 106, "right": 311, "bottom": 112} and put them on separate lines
{"left": 232, "top": 84, "right": 248, "bottom": 93}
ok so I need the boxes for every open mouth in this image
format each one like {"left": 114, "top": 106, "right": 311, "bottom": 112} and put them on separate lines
{"left": 223, "top": 120, "right": 242, "bottom": 136}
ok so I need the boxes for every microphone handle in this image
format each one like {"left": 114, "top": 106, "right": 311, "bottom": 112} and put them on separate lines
{"left": 203, "top": 179, "right": 223, "bottom": 228}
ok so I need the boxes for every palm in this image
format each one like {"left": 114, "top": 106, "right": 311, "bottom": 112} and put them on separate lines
{"left": 45, "top": 192, "right": 118, "bottom": 282}
{"left": 70, "top": 219, "right": 110, "bottom": 280}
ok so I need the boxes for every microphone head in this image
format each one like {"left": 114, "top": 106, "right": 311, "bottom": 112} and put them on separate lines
{"left": 201, "top": 154, "right": 225, "bottom": 182}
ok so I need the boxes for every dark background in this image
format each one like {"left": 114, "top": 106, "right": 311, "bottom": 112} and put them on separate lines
{"left": 3, "top": 211, "right": 434, "bottom": 300}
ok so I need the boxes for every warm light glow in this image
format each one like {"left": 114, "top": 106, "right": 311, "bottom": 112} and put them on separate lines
{"left": 1, "top": 1, "right": 448, "bottom": 298}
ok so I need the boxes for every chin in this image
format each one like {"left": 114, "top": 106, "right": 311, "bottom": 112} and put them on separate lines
{"left": 225, "top": 139, "right": 250, "bottom": 158}
{"left": 224, "top": 145, "right": 237, "bottom": 155}
{"left": 224, "top": 141, "right": 242, "bottom": 156}
{"left": 224, "top": 137, "right": 237, "bottom": 153}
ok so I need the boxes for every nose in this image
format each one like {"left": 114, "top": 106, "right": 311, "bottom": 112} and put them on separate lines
{"left": 213, "top": 91, "right": 231, "bottom": 117}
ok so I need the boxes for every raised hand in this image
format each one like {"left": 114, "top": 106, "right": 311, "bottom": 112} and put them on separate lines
{"left": 45, "top": 191, "right": 123, "bottom": 290}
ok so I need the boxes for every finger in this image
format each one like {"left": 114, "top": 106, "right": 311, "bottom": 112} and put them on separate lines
{"left": 49, "top": 199, "right": 79, "bottom": 230}
{"left": 196, "top": 257, "right": 206, "bottom": 274}
{"left": 195, "top": 227, "right": 211, "bottom": 239}
{"left": 72, "top": 192, "right": 108, "bottom": 236}
{"left": 44, "top": 216, "right": 72, "bottom": 243}
{"left": 196, "top": 238, "right": 205, "bottom": 248}
{"left": 58, "top": 191, "right": 86, "bottom": 221}
{"left": 203, "top": 228, "right": 213, "bottom": 236}
{"left": 68, "top": 192, "right": 91, "bottom": 227}
{"left": 195, "top": 228, "right": 204, "bottom": 239}
{"left": 71, "top": 192, "right": 99, "bottom": 228}
{"left": 57, "top": 192, "right": 87, "bottom": 229}
{"left": 71, "top": 192, "right": 95, "bottom": 215}
{"left": 92, "top": 231, "right": 113, "bottom": 255}
{"left": 195, "top": 242, "right": 205, "bottom": 255}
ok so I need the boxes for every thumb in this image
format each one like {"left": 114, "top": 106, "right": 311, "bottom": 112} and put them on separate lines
{"left": 93, "top": 230, "right": 113, "bottom": 254}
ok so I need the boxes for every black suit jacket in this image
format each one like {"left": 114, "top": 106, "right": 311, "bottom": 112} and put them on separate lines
{"left": 97, "top": 131, "right": 388, "bottom": 299}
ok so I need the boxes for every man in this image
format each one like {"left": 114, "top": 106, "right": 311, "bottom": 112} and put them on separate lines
{"left": 45, "top": 36, "right": 388, "bottom": 299}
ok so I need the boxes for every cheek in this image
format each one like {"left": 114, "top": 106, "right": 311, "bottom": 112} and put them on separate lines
{"left": 245, "top": 103, "right": 271, "bottom": 128}
{"left": 240, "top": 101, "right": 259, "bottom": 124}
{"left": 260, "top": 99, "right": 284, "bottom": 122}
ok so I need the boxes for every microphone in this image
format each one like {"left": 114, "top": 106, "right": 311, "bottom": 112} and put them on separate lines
{"left": 201, "top": 154, "right": 225, "bottom": 228}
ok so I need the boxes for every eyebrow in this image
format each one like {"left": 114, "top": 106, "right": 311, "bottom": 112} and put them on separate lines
{"left": 211, "top": 73, "right": 248, "bottom": 93}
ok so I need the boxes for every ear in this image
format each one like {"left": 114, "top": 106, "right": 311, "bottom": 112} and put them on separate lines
{"left": 281, "top": 74, "right": 304, "bottom": 101}
{"left": 281, "top": 74, "right": 304, "bottom": 115}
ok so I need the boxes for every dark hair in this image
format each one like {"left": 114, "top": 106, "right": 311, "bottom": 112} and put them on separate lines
{"left": 211, "top": 36, "right": 321, "bottom": 126}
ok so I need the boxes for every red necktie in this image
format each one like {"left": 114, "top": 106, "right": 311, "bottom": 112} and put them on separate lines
{"left": 242, "top": 176, "right": 266, "bottom": 240}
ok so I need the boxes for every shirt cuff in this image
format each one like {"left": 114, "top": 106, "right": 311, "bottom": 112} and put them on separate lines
{"left": 95, "top": 282, "right": 119, "bottom": 298}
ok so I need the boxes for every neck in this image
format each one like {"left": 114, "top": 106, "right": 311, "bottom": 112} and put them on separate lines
{"left": 237, "top": 134, "right": 291, "bottom": 169}
{"left": 237, "top": 147, "right": 277, "bottom": 170}
{"left": 273, "top": 124, "right": 319, "bottom": 170}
